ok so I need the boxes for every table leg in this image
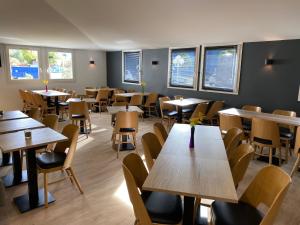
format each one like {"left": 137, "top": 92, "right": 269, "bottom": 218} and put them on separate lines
{"left": 2, "top": 151, "right": 28, "bottom": 187}
{"left": 177, "top": 106, "right": 183, "bottom": 123}
{"left": 55, "top": 96, "right": 59, "bottom": 116}
{"left": 0, "top": 152, "right": 12, "bottom": 167}
{"left": 13, "top": 147, "right": 55, "bottom": 213}
{"left": 183, "top": 196, "right": 195, "bottom": 225}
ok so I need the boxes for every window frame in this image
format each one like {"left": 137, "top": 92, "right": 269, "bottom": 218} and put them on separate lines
{"left": 199, "top": 43, "right": 243, "bottom": 95}
{"left": 6, "top": 45, "right": 41, "bottom": 81}
{"left": 122, "top": 50, "right": 142, "bottom": 85}
{"left": 46, "top": 48, "right": 75, "bottom": 81}
{"left": 167, "top": 47, "right": 199, "bottom": 90}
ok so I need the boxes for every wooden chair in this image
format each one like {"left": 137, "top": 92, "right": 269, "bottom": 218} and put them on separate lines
{"left": 85, "top": 88, "right": 97, "bottom": 98}
{"left": 27, "top": 107, "right": 41, "bottom": 120}
{"left": 219, "top": 114, "right": 243, "bottom": 135}
{"left": 37, "top": 124, "right": 83, "bottom": 208}
{"left": 201, "top": 165, "right": 291, "bottom": 225}
{"left": 223, "top": 127, "right": 244, "bottom": 159}
{"left": 251, "top": 118, "right": 281, "bottom": 165}
{"left": 115, "top": 90, "right": 128, "bottom": 103}
{"left": 153, "top": 122, "right": 168, "bottom": 146}
{"left": 143, "top": 93, "right": 158, "bottom": 117}
{"left": 142, "top": 132, "right": 162, "bottom": 170}
{"left": 129, "top": 95, "right": 143, "bottom": 106}
{"left": 189, "top": 103, "right": 208, "bottom": 122}
{"left": 290, "top": 126, "right": 300, "bottom": 177}
{"left": 42, "top": 114, "right": 59, "bottom": 151}
{"left": 112, "top": 111, "right": 138, "bottom": 158}
{"left": 19, "top": 89, "right": 29, "bottom": 111}
{"left": 69, "top": 101, "right": 91, "bottom": 138}
{"left": 32, "top": 93, "right": 55, "bottom": 117}
{"left": 241, "top": 105, "right": 262, "bottom": 136}
{"left": 94, "top": 89, "right": 109, "bottom": 112}
{"left": 272, "top": 109, "right": 296, "bottom": 163}
{"left": 159, "top": 96, "right": 177, "bottom": 129}
{"left": 122, "top": 153, "right": 183, "bottom": 225}
{"left": 203, "top": 101, "right": 224, "bottom": 125}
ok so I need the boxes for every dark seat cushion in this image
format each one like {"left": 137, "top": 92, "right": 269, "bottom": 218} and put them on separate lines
{"left": 72, "top": 114, "right": 85, "bottom": 119}
{"left": 279, "top": 127, "right": 294, "bottom": 139}
{"left": 210, "top": 201, "right": 263, "bottom": 225}
{"left": 163, "top": 110, "right": 178, "bottom": 117}
{"left": 142, "top": 191, "right": 182, "bottom": 224}
{"left": 59, "top": 102, "right": 69, "bottom": 107}
{"left": 182, "top": 108, "right": 192, "bottom": 114}
{"left": 37, "top": 152, "right": 66, "bottom": 169}
{"left": 242, "top": 120, "right": 251, "bottom": 131}
{"left": 119, "top": 128, "right": 135, "bottom": 132}
{"left": 253, "top": 137, "right": 272, "bottom": 145}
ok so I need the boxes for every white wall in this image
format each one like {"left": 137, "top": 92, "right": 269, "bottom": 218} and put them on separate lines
{"left": 0, "top": 44, "right": 107, "bottom": 110}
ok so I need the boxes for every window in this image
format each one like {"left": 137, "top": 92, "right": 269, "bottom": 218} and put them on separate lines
{"left": 48, "top": 51, "right": 73, "bottom": 79}
{"left": 8, "top": 48, "right": 39, "bottom": 80}
{"left": 200, "top": 44, "right": 242, "bottom": 94}
{"left": 122, "top": 51, "right": 142, "bottom": 84}
{"left": 168, "top": 48, "right": 198, "bottom": 89}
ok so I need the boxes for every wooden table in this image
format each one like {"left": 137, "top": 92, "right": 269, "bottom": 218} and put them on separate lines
{"left": 0, "top": 128, "right": 67, "bottom": 213}
{"left": 0, "top": 111, "right": 29, "bottom": 167}
{"left": 32, "top": 90, "right": 70, "bottom": 115}
{"left": 107, "top": 106, "right": 143, "bottom": 151}
{"left": 66, "top": 97, "right": 97, "bottom": 103}
{"left": 143, "top": 124, "right": 238, "bottom": 225}
{"left": 165, "top": 98, "right": 210, "bottom": 123}
{"left": 0, "top": 118, "right": 45, "bottom": 188}
{"left": 115, "top": 92, "right": 150, "bottom": 98}
{"left": 219, "top": 108, "right": 300, "bottom": 126}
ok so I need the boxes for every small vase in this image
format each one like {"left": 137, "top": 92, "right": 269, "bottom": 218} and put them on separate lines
{"left": 189, "top": 126, "right": 195, "bottom": 148}
{"left": 45, "top": 85, "right": 48, "bottom": 92}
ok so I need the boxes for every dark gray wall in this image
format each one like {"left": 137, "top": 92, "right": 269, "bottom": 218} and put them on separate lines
{"left": 107, "top": 39, "right": 300, "bottom": 114}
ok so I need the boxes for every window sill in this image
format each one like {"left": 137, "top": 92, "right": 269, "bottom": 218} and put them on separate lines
{"left": 167, "top": 85, "right": 197, "bottom": 91}
{"left": 198, "top": 88, "right": 239, "bottom": 95}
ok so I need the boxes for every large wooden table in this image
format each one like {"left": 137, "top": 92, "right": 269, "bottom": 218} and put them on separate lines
{"left": 0, "top": 118, "right": 45, "bottom": 188}
{"left": 143, "top": 124, "right": 237, "bottom": 225}
{"left": 107, "top": 106, "right": 144, "bottom": 114}
{"left": 32, "top": 90, "right": 70, "bottom": 115}
{"left": 164, "top": 98, "right": 210, "bottom": 123}
{"left": 115, "top": 92, "right": 150, "bottom": 98}
{"left": 219, "top": 108, "right": 300, "bottom": 126}
{"left": 0, "top": 128, "right": 67, "bottom": 212}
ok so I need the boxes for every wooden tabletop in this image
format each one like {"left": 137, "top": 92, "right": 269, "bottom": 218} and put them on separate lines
{"left": 85, "top": 88, "right": 116, "bottom": 92}
{"left": 219, "top": 108, "right": 300, "bottom": 126}
{"left": 32, "top": 90, "right": 70, "bottom": 97}
{"left": 165, "top": 98, "right": 210, "bottom": 107}
{"left": 0, "top": 118, "right": 45, "bottom": 134}
{"left": 0, "top": 127, "right": 67, "bottom": 153}
{"left": 107, "top": 106, "right": 144, "bottom": 114}
{"left": 115, "top": 92, "right": 150, "bottom": 98}
{"left": 66, "top": 98, "right": 97, "bottom": 103}
{"left": 143, "top": 124, "right": 238, "bottom": 202}
{"left": 0, "top": 111, "right": 28, "bottom": 121}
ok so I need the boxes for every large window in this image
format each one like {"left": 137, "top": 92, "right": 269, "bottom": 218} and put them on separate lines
{"left": 168, "top": 48, "right": 198, "bottom": 89}
{"left": 122, "top": 51, "right": 142, "bottom": 84}
{"left": 8, "top": 48, "right": 39, "bottom": 80}
{"left": 48, "top": 51, "right": 73, "bottom": 79}
{"left": 200, "top": 45, "right": 242, "bottom": 94}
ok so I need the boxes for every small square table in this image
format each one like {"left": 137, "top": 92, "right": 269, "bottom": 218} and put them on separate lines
{"left": 0, "top": 128, "right": 67, "bottom": 213}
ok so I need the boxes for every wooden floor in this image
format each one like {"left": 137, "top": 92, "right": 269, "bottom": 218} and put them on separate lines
{"left": 0, "top": 112, "right": 300, "bottom": 225}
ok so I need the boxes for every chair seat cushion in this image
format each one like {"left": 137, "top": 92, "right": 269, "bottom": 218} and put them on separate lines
{"left": 279, "top": 127, "right": 294, "bottom": 139}
{"left": 163, "top": 110, "right": 178, "bottom": 117}
{"left": 242, "top": 121, "right": 251, "bottom": 131}
{"left": 72, "top": 114, "right": 85, "bottom": 119}
{"left": 182, "top": 108, "right": 192, "bottom": 114}
{"left": 37, "top": 152, "right": 66, "bottom": 169}
{"left": 210, "top": 201, "right": 263, "bottom": 225}
{"left": 59, "top": 102, "right": 69, "bottom": 106}
{"left": 119, "top": 128, "right": 135, "bottom": 132}
{"left": 142, "top": 191, "right": 182, "bottom": 224}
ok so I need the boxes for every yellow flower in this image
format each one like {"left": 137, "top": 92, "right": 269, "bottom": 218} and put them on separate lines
{"left": 141, "top": 81, "right": 146, "bottom": 87}
{"left": 42, "top": 79, "right": 48, "bottom": 85}
{"left": 190, "top": 118, "right": 199, "bottom": 127}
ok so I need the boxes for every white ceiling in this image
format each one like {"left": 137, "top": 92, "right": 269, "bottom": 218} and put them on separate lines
{"left": 0, "top": 0, "right": 299, "bottom": 50}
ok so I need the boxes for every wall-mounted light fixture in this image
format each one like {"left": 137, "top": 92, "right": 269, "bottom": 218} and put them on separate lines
{"left": 265, "top": 58, "right": 274, "bottom": 65}
{"left": 89, "top": 57, "right": 95, "bottom": 65}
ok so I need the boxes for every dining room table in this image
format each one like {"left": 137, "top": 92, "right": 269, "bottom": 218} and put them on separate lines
{"left": 143, "top": 123, "right": 238, "bottom": 225}
{"left": 32, "top": 90, "right": 70, "bottom": 116}
{"left": 164, "top": 98, "right": 211, "bottom": 123}
{"left": 0, "top": 127, "right": 67, "bottom": 213}
{"left": 0, "top": 118, "right": 45, "bottom": 188}
{"left": 0, "top": 110, "right": 29, "bottom": 167}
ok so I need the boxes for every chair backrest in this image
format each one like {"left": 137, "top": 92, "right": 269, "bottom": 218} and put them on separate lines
{"left": 96, "top": 89, "right": 109, "bottom": 102}
{"left": 242, "top": 105, "right": 262, "bottom": 112}
{"left": 27, "top": 108, "right": 41, "bottom": 120}
{"left": 153, "top": 122, "right": 168, "bottom": 146}
{"left": 240, "top": 165, "right": 291, "bottom": 225}
{"left": 54, "top": 124, "right": 79, "bottom": 169}
{"left": 19, "top": 89, "right": 27, "bottom": 103}
{"left": 251, "top": 118, "right": 280, "bottom": 147}
{"left": 190, "top": 103, "right": 208, "bottom": 121}
{"left": 159, "top": 96, "right": 175, "bottom": 117}
{"left": 144, "top": 93, "right": 158, "bottom": 107}
{"left": 272, "top": 109, "right": 296, "bottom": 131}
{"left": 42, "top": 114, "right": 58, "bottom": 130}
{"left": 69, "top": 101, "right": 90, "bottom": 120}
{"left": 174, "top": 95, "right": 183, "bottom": 100}
{"left": 293, "top": 126, "right": 300, "bottom": 156}
{"left": 115, "top": 111, "right": 139, "bottom": 132}
{"left": 229, "top": 143, "right": 254, "bottom": 187}
{"left": 85, "top": 89, "right": 97, "bottom": 98}
{"left": 122, "top": 153, "right": 152, "bottom": 225}
{"left": 219, "top": 114, "right": 243, "bottom": 133}
{"left": 206, "top": 101, "right": 224, "bottom": 120}
{"left": 223, "top": 127, "right": 243, "bottom": 149}
{"left": 112, "top": 102, "right": 128, "bottom": 106}
{"left": 142, "top": 132, "right": 162, "bottom": 170}
{"left": 24, "top": 91, "right": 35, "bottom": 107}
{"left": 129, "top": 95, "right": 143, "bottom": 106}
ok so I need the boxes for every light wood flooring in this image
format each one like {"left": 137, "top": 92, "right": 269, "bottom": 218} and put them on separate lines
{"left": 0, "top": 112, "right": 300, "bottom": 225}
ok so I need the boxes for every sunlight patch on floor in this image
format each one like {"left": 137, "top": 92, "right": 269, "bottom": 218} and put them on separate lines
{"left": 114, "top": 180, "right": 132, "bottom": 207}
{"left": 77, "top": 136, "right": 95, "bottom": 150}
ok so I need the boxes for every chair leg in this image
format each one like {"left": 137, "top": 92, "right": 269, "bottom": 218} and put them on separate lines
{"left": 44, "top": 173, "right": 48, "bottom": 208}
{"left": 84, "top": 121, "right": 88, "bottom": 138}
{"left": 269, "top": 147, "right": 273, "bottom": 164}
{"left": 65, "top": 169, "right": 74, "bottom": 184}
{"left": 278, "top": 148, "right": 282, "bottom": 166}
{"left": 285, "top": 141, "right": 290, "bottom": 163}
{"left": 68, "top": 167, "right": 84, "bottom": 194}
{"left": 291, "top": 154, "right": 300, "bottom": 177}
{"left": 117, "top": 134, "right": 122, "bottom": 159}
